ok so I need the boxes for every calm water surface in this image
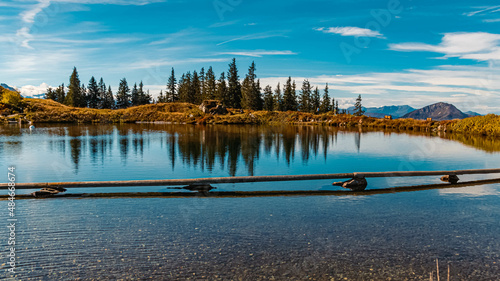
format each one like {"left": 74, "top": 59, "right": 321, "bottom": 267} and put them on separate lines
{"left": 1, "top": 124, "right": 499, "bottom": 280}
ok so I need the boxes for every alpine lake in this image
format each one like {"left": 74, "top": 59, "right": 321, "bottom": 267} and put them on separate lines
{"left": 1, "top": 123, "right": 500, "bottom": 280}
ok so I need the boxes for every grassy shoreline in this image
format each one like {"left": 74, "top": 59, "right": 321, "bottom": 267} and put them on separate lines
{"left": 2, "top": 99, "right": 499, "bottom": 137}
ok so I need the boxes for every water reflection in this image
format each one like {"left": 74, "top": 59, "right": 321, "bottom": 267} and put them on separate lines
{"left": 1, "top": 124, "right": 499, "bottom": 179}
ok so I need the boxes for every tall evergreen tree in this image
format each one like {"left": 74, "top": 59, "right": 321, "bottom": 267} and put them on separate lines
{"left": 241, "top": 62, "right": 262, "bottom": 110}
{"left": 65, "top": 67, "right": 81, "bottom": 107}
{"left": 319, "top": 83, "right": 331, "bottom": 113}
{"left": 98, "top": 78, "right": 106, "bottom": 109}
{"left": 263, "top": 85, "right": 274, "bottom": 111}
{"left": 199, "top": 67, "right": 205, "bottom": 100}
{"left": 300, "top": 79, "right": 312, "bottom": 112}
{"left": 137, "top": 81, "right": 150, "bottom": 105}
{"left": 191, "top": 70, "right": 201, "bottom": 104}
{"left": 205, "top": 66, "right": 217, "bottom": 100}
{"left": 216, "top": 72, "right": 228, "bottom": 106}
{"left": 116, "top": 78, "right": 131, "bottom": 108}
{"left": 178, "top": 73, "right": 191, "bottom": 103}
{"left": 227, "top": 58, "right": 241, "bottom": 108}
{"left": 55, "top": 84, "right": 65, "bottom": 103}
{"left": 335, "top": 100, "right": 339, "bottom": 114}
{"left": 131, "top": 83, "right": 139, "bottom": 106}
{"left": 353, "top": 94, "right": 365, "bottom": 116}
{"left": 331, "top": 96, "right": 336, "bottom": 114}
{"left": 102, "top": 85, "right": 115, "bottom": 109}
{"left": 283, "top": 77, "right": 298, "bottom": 111}
{"left": 166, "top": 68, "right": 177, "bottom": 102}
{"left": 274, "top": 83, "right": 283, "bottom": 111}
{"left": 80, "top": 83, "right": 87, "bottom": 107}
{"left": 87, "top": 76, "right": 100, "bottom": 108}
{"left": 311, "top": 86, "right": 321, "bottom": 113}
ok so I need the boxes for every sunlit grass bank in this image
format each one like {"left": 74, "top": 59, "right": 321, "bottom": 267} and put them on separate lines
{"left": 2, "top": 99, "right": 499, "bottom": 137}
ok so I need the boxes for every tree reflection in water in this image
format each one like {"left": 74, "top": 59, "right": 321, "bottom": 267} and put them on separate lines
{"left": 2, "top": 124, "right": 499, "bottom": 175}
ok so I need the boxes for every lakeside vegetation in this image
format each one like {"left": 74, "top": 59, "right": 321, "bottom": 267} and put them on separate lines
{"left": 0, "top": 97, "right": 496, "bottom": 138}
{"left": 1, "top": 57, "right": 498, "bottom": 137}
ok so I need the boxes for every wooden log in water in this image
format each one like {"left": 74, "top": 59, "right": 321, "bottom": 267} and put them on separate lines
{"left": 2, "top": 168, "right": 500, "bottom": 189}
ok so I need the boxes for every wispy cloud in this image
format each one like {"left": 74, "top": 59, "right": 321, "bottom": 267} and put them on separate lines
{"left": 127, "top": 58, "right": 229, "bottom": 70}
{"left": 483, "top": 18, "right": 500, "bottom": 23}
{"left": 217, "top": 32, "right": 287, "bottom": 46}
{"left": 15, "top": 0, "right": 166, "bottom": 49}
{"left": 389, "top": 32, "right": 500, "bottom": 61}
{"left": 315, "top": 27, "right": 384, "bottom": 38}
{"left": 466, "top": 5, "right": 500, "bottom": 17}
{"left": 20, "top": 0, "right": 51, "bottom": 24}
{"left": 217, "top": 50, "right": 297, "bottom": 57}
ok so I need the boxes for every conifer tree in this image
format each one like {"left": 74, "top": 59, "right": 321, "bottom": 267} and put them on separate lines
{"left": 241, "top": 62, "right": 262, "bottom": 110}
{"left": 227, "top": 58, "right": 241, "bottom": 108}
{"left": 191, "top": 70, "right": 201, "bottom": 104}
{"left": 319, "top": 83, "right": 331, "bottom": 113}
{"left": 138, "top": 81, "right": 150, "bottom": 105}
{"left": 300, "top": 79, "right": 312, "bottom": 112}
{"left": 263, "top": 85, "right": 274, "bottom": 111}
{"left": 65, "top": 67, "right": 81, "bottom": 107}
{"left": 131, "top": 83, "right": 139, "bottom": 106}
{"left": 80, "top": 83, "right": 87, "bottom": 107}
{"left": 311, "top": 86, "right": 321, "bottom": 113}
{"left": 199, "top": 67, "right": 205, "bottom": 100}
{"left": 274, "top": 83, "right": 283, "bottom": 111}
{"left": 205, "top": 66, "right": 217, "bottom": 100}
{"left": 166, "top": 68, "right": 177, "bottom": 102}
{"left": 335, "top": 100, "right": 339, "bottom": 114}
{"left": 116, "top": 78, "right": 131, "bottom": 108}
{"left": 157, "top": 90, "right": 166, "bottom": 103}
{"left": 216, "top": 72, "right": 228, "bottom": 106}
{"left": 87, "top": 76, "right": 100, "bottom": 108}
{"left": 354, "top": 94, "right": 365, "bottom": 116}
{"left": 331, "top": 96, "right": 336, "bottom": 114}
{"left": 55, "top": 84, "right": 65, "bottom": 103}
{"left": 98, "top": 78, "right": 106, "bottom": 109}
{"left": 45, "top": 87, "right": 56, "bottom": 100}
{"left": 102, "top": 85, "right": 115, "bottom": 109}
{"left": 283, "top": 77, "right": 297, "bottom": 111}
{"left": 178, "top": 73, "right": 191, "bottom": 102}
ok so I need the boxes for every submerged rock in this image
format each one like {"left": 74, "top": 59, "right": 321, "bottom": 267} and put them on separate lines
{"left": 440, "top": 175, "right": 459, "bottom": 184}
{"left": 31, "top": 186, "right": 67, "bottom": 197}
{"left": 332, "top": 176, "right": 368, "bottom": 191}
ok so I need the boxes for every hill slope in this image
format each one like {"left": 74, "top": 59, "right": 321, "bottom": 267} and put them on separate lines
{"left": 402, "top": 102, "right": 469, "bottom": 121}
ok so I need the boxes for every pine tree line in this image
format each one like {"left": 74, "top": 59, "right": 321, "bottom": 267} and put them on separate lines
{"left": 45, "top": 59, "right": 356, "bottom": 114}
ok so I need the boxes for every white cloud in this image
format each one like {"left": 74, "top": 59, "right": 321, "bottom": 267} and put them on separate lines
{"left": 257, "top": 64, "right": 500, "bottom": 114}
{"left": 315, "top": 27, "right": 384, "bottom": 38}
{"left": 217, "top": 50, "right": 297, "bottom": 57}
{"left": 389, "top": 32, "right": 500, "bottom": 61}
{"left": 19, "top": 83, "right": 51, "bottom": 98}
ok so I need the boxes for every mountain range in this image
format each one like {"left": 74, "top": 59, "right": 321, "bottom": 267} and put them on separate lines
{"left": 349, "top": 103, "right": 480, "bottom": 120}
{"left": 401, "top": 102, "right": 473, "bottom": 121}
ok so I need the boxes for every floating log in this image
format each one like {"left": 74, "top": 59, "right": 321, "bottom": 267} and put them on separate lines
{"left": 2, "top": 168, "right": 500, "bottom": 190}
{"left": 2, "top": 177, "right": 500, "bottom": 200}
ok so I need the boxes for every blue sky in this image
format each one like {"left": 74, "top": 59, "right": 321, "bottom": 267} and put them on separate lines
{"left": 1, "top": 0, "right": 500, "bottom": 113}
